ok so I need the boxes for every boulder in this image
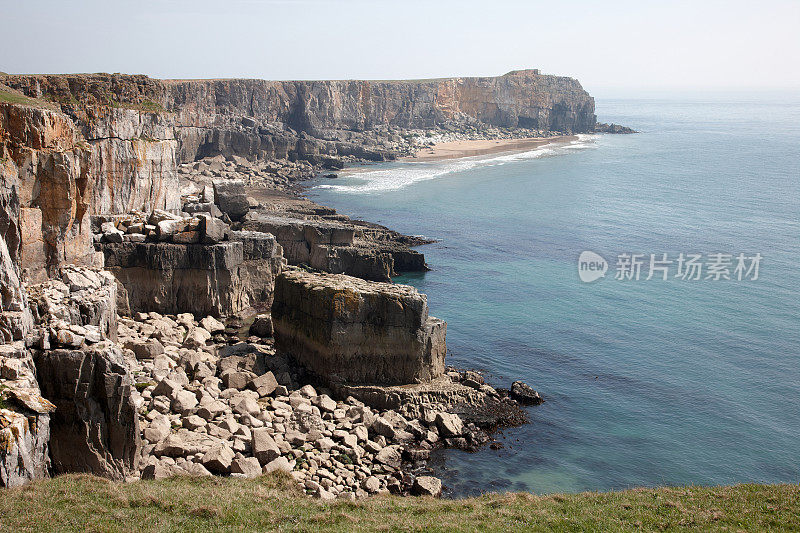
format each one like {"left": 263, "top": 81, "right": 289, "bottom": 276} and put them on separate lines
{"left": 252, "top": 428, "right": 280, "bottom": 465}
{"left": 250, "top": 371, "right": 278, "bottom": 397}
{"left": 510, "top": 381, "right": 544, "bottom": 405}
{"left": 271, "top": 270, "right": 446, "bottom": 385}
{"left": 262, "top": 456, "right": 293, "bottom": 474}
{"left": 183, "top": 327, "right": 211, "bottom": 348}
{"left": 249, "top": 315, "right": 273, "bottom": 338}
{"left": 201, "top": 443, "right": 235, "bottom": 473}
{"left": 412, "top": 475, "right": 442, "bottom": 497}
{"left": 171, "top": 390, "right": 199, "bottom": 414}
{"left": 375, "top": 445, "right": 402, "bottom": 468}
{"left": 200, "top": 316, "right": 225, "bottom": 334}
{"left": 124, "top": 338, "right": 164, "bottom": 360}
{"left": 213, "top": 180, "right": 249, "bottom": 221}
{"left": 231, "top": 456, "right": 262, "bottom": 478}
{"left": 435, "top": 412, "right": 464, "bottom": 438}
{"left": 199, "top": 216, "right": 229, "bottom": 244}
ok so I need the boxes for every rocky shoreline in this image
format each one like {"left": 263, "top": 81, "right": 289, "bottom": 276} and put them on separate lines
{"left": 0, "top": 69, "right": 627, "bottom": 496}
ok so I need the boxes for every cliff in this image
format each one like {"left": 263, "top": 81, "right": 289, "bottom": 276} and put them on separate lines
{"left": 0, "top": 69, "right": 577, "bottom": 489}
{"left": 3, "top": 71, "right": 595, "bottom": 164}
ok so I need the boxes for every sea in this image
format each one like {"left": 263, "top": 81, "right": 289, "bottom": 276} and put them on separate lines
{"left": 309, "top": 93, "right": 800, "bottom": 497}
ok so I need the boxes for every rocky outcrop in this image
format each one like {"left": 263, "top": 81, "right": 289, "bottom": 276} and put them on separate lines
{"left": 102, "top": 241, "right": 246, "bottom": 317}
{"left": 272, "top": 270, "right": 446, "bottom": 385}
{"left": 34, "top": 342, "right": 141, "bottom": 479}
{"left": 594, "top": 122, "right": 636, "bottom": 134}
{"left": 241, "top": 213, "right": 395, "bottom": 282}
{"left": 0, "top": 342, "right": 55, "bottom": 487}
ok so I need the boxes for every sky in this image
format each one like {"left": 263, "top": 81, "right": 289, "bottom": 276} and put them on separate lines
{"left": 1, "top": 0, "right": 799, "bottom": 96}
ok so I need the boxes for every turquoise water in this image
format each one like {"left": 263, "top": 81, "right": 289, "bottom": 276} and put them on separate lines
{"left": 310, "top": 95, "right": 800, "bottom": 496}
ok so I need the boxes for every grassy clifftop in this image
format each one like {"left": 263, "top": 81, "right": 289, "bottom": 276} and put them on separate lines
{"left": 1, "top": 474, "right": 797, "bottom": 532}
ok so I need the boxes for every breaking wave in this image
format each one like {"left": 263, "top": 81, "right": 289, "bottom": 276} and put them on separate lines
{"left": 314, "top": 135, "right": 598, "bottom": 194}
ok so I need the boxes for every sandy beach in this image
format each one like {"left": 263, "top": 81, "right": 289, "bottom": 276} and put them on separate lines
{"left": 403, "top": 135, "right": 578, "bottom": 161}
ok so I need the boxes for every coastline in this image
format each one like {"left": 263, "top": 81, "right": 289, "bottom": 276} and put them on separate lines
{"left": 402, "top": 135, "right": 578, "bottom": 162}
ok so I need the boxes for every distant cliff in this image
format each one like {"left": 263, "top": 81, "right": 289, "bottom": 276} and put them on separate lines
{"left": 3, "top": 71, "right": 595, "bottom": 163}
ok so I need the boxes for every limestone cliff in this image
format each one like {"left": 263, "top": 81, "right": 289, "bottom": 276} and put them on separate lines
{"left": 0, "top": 100, "right": 180, "bottom": 280}
{"left": 3, "top": 70, "right": 596, "bottom": 164}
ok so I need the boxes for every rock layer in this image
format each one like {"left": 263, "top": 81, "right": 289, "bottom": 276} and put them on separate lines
{"left": 272, "top": 270, "right": 446, "bottom": 385}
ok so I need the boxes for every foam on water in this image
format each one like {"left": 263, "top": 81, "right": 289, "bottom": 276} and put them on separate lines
{"left": 314, "top": 135, "right": 598, "bottom": 194}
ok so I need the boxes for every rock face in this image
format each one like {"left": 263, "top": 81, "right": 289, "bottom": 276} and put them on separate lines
{"left": 272, "top": 269, "right": 446, "bottom": 385}
{"left": 242, "top": 213, "right": 394, "bottom": 282}
{"left": 0, "top": 342, "right": 55, "bottom": 487}
{"left": 102, "top": 242, "right": 245, "bottom": 317}
{"left": 0, "top": 101, "right": 180, "bottom": 281}
{"left": 34, "top": 342, "right": 141, "bottom": 480}
{"left": 230, "top": 231, "right": 286, "bottom": 308}
{"left": 3, "top": 70, "right": 596, "bottom": 167}
{"left": 101, "top": 235, "right": 284, "bottom": 317}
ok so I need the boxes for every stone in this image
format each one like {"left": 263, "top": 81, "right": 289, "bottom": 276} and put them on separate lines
{"left": 316, "top": 395, "right": 337, "bottom": 413}
{"left": 182, "top": 462, "right": 213, "bottom": 477}
{"left": 200, "top": 316, "right": 225, "bottom": 334}
{"left": 213, "top": 180, "right": 250, "bottom": 221}
{"left": 232, "top": 396, "right": 260, "bottom": 416}
{"left": 55, "top": 329, "right": 84, "bottom": 348}
{"left": 412, "top": 475, "right": 442, "bottom": 497}
{"left": 249, "top": 315, "right": 273, "bottom": 338}
{"left": 141, "top": 462, "right": 174, "bottom": 480}
{"left": 362, "top": 476, "right": 381, "bottom": 493}
{"left": 375, "top": 445, "right": 402, "bottom": 468}
{"left": 250, "top": 371, "right": 278, "bottom": 397}
{"left": 510, "top": 381, "right": 544, "bottom": 405}
{"left": 125, "top": 338, "right": 164, "bottom": 360}
{"left": 262, "top": 456, "right": 293, "bottom": 474}
{"left": 285, "top": 430, "right": 306, "bottom": 446}
{"left": 372, "top": 417, "right": 396, "bottom": 440}
{"left": 435, "top": 412, "right": 463, "bottom": 438}
{"left": 252, "top": 428, "right": 280, "bottom": 465}
{"left": 354, "top": 425, "right": 369, "bottom": 442}
{"left": 201, "top": 443, "right": 235, "bottom": 473}
{"left": 200, "top": 216, "right": 229, "bottom": 244}
{"left": 222, "top": 370, "right": 251, "bottom": 391}
{"left": 183, "top": 327, "right": 211, "bottom": 349}
{"left": 271, "top": 270, "right": 446, "bottom": 385}
{"left": 172, "top": 231, "right": 201, "bottom": 244}
{"left": 231, "top": 456, "right": 262, "bottom": 478}
{"left": 182, "top": 415, "right": 207, "bottom": 430}
{"left": 171, "top": 390, "right": 199, "bottom": 414}
{"left": 152, "top": 378, "right": 181, "bottom": 398}
{"left": 157, "top": 219, "right": 188, "bottom": 240}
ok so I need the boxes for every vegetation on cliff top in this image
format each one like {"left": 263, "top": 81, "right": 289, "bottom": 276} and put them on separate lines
{"left": 0, "top": 89, "right": 60, "bottom": 111}
{"left": 0, "top": 474, "right": 797, "bottom": 532}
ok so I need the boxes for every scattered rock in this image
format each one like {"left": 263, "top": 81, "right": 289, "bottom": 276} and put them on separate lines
{"left": 412, "top": 475, "right": 442, "bottom": 497}
{"left": 510, "top": 381, "right": 543, "bottom": 405}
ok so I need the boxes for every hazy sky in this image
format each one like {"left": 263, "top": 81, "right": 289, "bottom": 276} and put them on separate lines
{"left": 2, "top": 0, "right": 798, "bottom": 96}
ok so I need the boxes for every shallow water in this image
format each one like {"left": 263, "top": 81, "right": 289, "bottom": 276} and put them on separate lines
{"left": 310, "top": 94, "right": 800, "bottom": 497}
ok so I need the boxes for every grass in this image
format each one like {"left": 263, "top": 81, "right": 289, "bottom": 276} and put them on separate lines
{"left": 0, "top": 474, "right": 797, "bottom": 532}
{"left": 0, "top": 89, "right": 60, "bottom": 111}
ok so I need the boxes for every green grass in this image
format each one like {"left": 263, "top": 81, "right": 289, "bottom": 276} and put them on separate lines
{"left": 0, "top": 89, "right": 60, "bottom": 111}
{"left": 0, "top": 474, "right": 797, "bottom": 532}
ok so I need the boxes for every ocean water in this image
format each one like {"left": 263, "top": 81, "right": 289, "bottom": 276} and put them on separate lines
{"left": 310, "top": 94, "right": 800, "bottom": 497}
